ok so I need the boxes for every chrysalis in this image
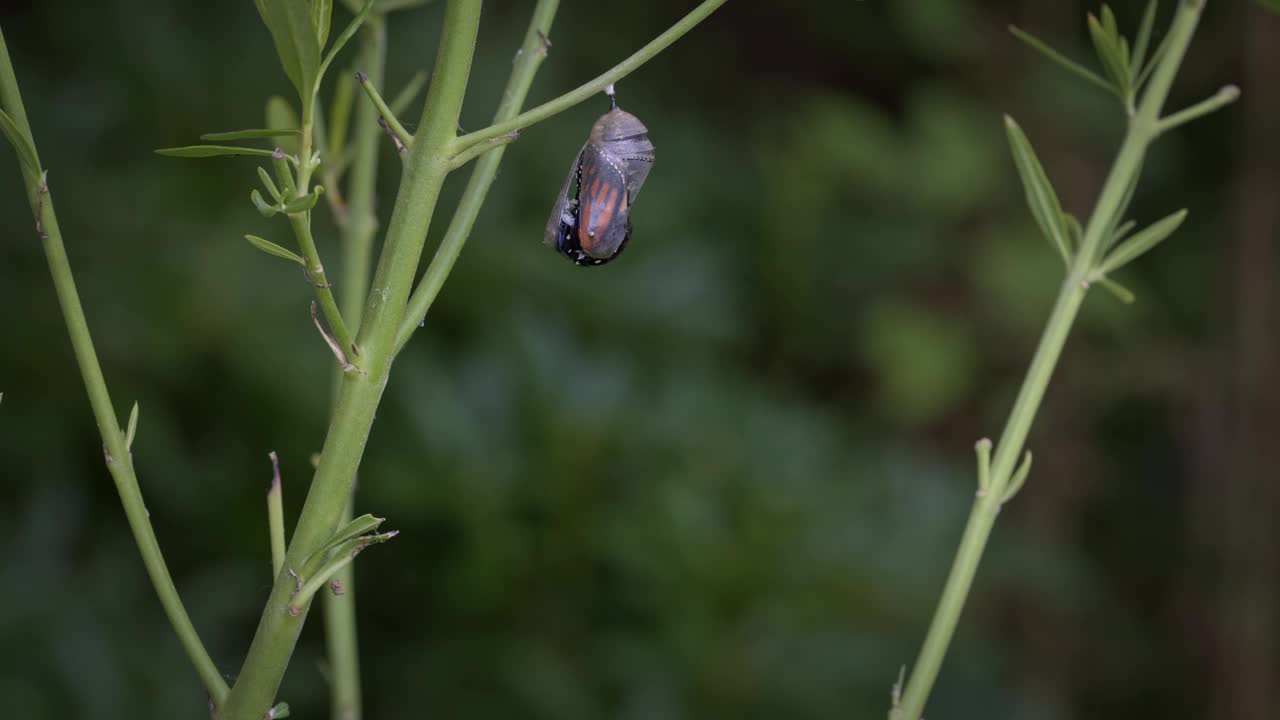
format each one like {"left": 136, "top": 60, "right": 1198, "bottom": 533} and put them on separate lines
{"left": 544, "top": 92, "right": 656, "bottom": 266}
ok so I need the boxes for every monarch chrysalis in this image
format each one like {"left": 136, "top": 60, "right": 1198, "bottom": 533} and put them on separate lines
{"left": 544, "top": 93, "right": 656, "bottom": 266}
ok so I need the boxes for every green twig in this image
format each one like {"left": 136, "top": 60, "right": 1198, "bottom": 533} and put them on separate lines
{"left": 0, "top": 25, "right": 230, "bottom": 708}
{"left": 288, "top": 213, "right": 357, "bottom": 360}
{"left": 447, "top": 130, "right": 518, "bottom": 171}
{"left": 1155, "top": 84, "right": 1240, "bottom": 134}
{"left": 355, "top": 69, "right": 412, "bottom": 152}
{"left": 896, "top": 3, "right": 1215, "bottom": 719}
{"left": 451, "top": 0, "right": 729, "bottom": 152}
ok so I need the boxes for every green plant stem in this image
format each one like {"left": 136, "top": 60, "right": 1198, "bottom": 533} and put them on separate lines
{"left": 289, "top": 213, "right": 356, "bottom": 357}
{"left": 896, "top": 3, "right": 1207, "bottom": 719}
{"left": 0, "top": 26, "right": 230, "bottom": 708}
{"left": 451, "top": 0, "right": 728, "bottom": 152}
{"left": 219, "top": 2, "right": 483, "bottom": 717}
{"left": 322, "top": 16, "right": 388, "bottom": 720}
{"left": 393, "top": 0, "right": 561, "bottom": 354}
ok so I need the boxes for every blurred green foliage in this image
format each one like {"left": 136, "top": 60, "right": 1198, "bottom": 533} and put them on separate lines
{"left": 0, "top": 1, "right": 1273, "bottom": 719}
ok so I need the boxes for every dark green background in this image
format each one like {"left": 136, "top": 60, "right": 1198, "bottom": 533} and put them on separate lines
{"left": 1, "top": 1, "right": 1276, "bottom": 718}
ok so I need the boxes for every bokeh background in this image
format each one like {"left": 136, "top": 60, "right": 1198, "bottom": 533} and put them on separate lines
{"left": 0, "top": 1, "right": 1276, "bottom": 718}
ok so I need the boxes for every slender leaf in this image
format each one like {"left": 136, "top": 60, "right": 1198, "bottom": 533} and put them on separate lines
{"left": 1008, "top": 25, "right": 1115, "bottom": 96}
{"left": 155, "top": 145, "right": 279, "bottom": 158}
{"left": 1005, "top": 116, "right": 1072, "bottom": 265}
{"left": 1087, "top": 13, "right": 1130, "bottom": 97}
{"left": 323, "top": 514, "right": 386, "bottom": 555}
{"left": 257, "top": 166, "right": 282, "bottom": 202}
{"left": 200, "top": 128, "right": 301, "bottom": 141}
{"left": 1131, "top": 0, "right": 1158, "bottom": 73}
{"left": 245, "top": 234, "right": 305, "bottom": 264}
{"left": 1098, "top": 277, "right": 1136, "bottom": 304}
{"left": 1097, "top": 208, "right": 1186, "bottom": 275}
{"left": 0, "top": 108, "right": 40, "bottom": 176}
{"left": 251, "top": 189, "right": 281, "bottom": 217}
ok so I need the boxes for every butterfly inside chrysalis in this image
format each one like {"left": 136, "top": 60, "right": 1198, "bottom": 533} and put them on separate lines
{"left": 544, "top": 89, "right": 656, "bottom": 266}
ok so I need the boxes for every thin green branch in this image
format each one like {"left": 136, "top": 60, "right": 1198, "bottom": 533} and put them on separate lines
{"left": 0, "top": 25, "right": 230, "bottom": 708}
{"left": 356, "top": 69, "right": 412, "bottom": 152}
{"left": 1155, "top": 84, "right": 1240, "bottom": 134}
{"left": 451, "top": 0, "right": 728, "bottom": 152}
{"left": 393, "top": 0, "right": 560, "bottom": 353}
{"left": 448, "top": 130, "right": 518, "bottom": 171}
{"left": 896, "top": 3, "right": 1214, "bottom": 719}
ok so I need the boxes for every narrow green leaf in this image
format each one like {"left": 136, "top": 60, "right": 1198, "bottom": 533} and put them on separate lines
{"left": 125, "top": 402, "right": 139, "bottom": 452}
{"left": 282, "top": 185, "right": 325, "bottom": 214}
{"left": 1005, "top": 115, "right": 1072, "bottom": 265}
{"left": 1098, "top": 277, "right": 1136, "bottom": 304}
{"left": 250, "top": 189, "right": 281, "bottom": 217}
{"left": 199, "top": 128, "right": 301, "bottom": 141}
{"left": 257, "top": 166, "right": 282, "bottom": 202}
{"left": 1087, "top": 14, "right": 1130, "bottom": 97}
{"left": 1131, "top": 0, "right": 1158, "bottom": 74}
{"left": 245, "top": 234, "right": 304, "bottom": 264}
{"left": 0, "top": 108, "right": 40, "bottom": 176}
{"left": 155, "top": 145, "right": 279, "bottom": 158}
{"left": 1100, "top": 5, "right": 1119, "bottom": 42}
{"left": 321, "top": 514, "right": 385, "bottom": 555}
{"left": 1097, "top": 208, "right": 1187, "bottom": 275}
{"left": 313, "top": 0, "right": 333, "bottom": 47}
{"left": 1008, "top": 25, "right": 1115, "bottom": 96}
{"left": 265, "top": 96, "right": 301, "bottom": 155}
{"left": 318, "top": 0, "right": 375, "bottom": 86}
{"left": 389, "top": 70, "right": 428, "bottom": 117}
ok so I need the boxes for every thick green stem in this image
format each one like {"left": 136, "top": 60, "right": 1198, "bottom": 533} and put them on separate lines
{"left": 394, "top": 0, "right": 561, "bottom": 354}
{"left": 896, "top": 3, "right": 1207, "bottom": 719}
{"left": 322, "top": 16, "right": 388, "bottom": 720}
{"left": 218, "top": 3, "right": 483, "bottom": 717}
{"left": 451, "top": 0, "right": 729, "bottom": 151}
{"left": 0, "top": 26, "right": 230, "bottom": 708}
